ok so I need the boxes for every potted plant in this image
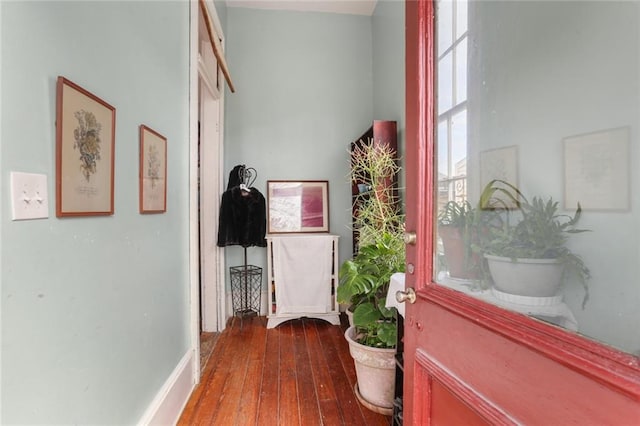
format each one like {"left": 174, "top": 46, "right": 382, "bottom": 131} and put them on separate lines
{"left": 337, "top": 233, "right": 404, "bottom": 414}
{"left": 350, "top": 139, "right": 402, "bottom": 251}
{"left": 338, "top": 137, "right": 405, "bottom": 414}
{"left": 438, "top": 200, "right": 482, "bottom": 280}
{"left": 338, "top": 232, "right": 405, "bottom": 347}
{"left": 437, "top": 180, "right": 521, "bottom": 281}
{"left": 481, "top": 184, "right": 591, "bottom": 307}
{"left": 344, "top": 136, "right": 404, "bottom": 322}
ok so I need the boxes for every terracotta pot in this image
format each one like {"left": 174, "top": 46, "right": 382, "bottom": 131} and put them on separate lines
{"left": 344, "top": 326, "right": 396, "bottom": 415}
{"left": 439, "top": 226, "right": 480, "bottom": 279}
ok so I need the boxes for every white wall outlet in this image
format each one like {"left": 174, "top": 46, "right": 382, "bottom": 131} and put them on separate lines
{"left": 10, "top": 172, "right": 49, "bottom": 220}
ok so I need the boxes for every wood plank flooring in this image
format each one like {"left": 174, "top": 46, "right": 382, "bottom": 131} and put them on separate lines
{"left": 199, "top": 332, "right": 219, "bottom": 372}
{"left": 179, "top": 315, "right": 392, "bottom": 425}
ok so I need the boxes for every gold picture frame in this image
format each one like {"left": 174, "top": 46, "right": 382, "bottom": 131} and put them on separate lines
{"left": 139, "top": 125, "right": 167, "bottom": 214}
{"left": 56, "top": 76, "right": 116, "bottom": 217}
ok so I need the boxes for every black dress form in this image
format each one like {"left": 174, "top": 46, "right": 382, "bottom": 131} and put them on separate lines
{"left": 217, "top": 165, "right": 267, "bottom": 248}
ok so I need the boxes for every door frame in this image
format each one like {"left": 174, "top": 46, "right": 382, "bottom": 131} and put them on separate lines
{"left": 403, "top": 1, "right": 640, "bottom": 423}
{"left": 198, "top": 48, "right": 225, "bottom": 333}
{"left": 403, "top": 0, "right": 435, "bottom": 420}
{"left": 189, "top": 0, "right": 227, "bottom": 382}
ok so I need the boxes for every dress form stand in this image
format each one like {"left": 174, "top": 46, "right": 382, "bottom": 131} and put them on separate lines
{"left": 217, "top": 165, "right": 267, "bottom": 317}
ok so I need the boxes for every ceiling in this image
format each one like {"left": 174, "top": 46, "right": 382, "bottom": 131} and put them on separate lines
{"left": 225, "top": 0, "right": 378, "bottom": 16}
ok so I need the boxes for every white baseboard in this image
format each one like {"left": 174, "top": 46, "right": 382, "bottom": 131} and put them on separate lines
{"left": 138, "top": 350, "right": 195, "bottom": 426}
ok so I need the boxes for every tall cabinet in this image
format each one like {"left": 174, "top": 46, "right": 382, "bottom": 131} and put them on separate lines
{"left": 350, "top": 120, "right": 399, "bottom": 255}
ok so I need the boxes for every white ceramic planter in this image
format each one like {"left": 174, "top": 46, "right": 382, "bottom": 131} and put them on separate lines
{"left": 485, "top": 254, "right": 564, "bottom": 297}
{"left": 344, "top": 326, "right": 396, "bottom": 414}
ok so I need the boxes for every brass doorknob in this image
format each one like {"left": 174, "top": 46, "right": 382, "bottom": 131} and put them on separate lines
{"left": 396, "top": 287, "right": 416, "bottom": 304}
{"left": 404, "top": 231, "right": 417, "bottom": 245}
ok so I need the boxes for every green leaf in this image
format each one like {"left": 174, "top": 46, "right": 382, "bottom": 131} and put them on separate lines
{"left": 353, "top": 302, "right": 382, "bottom": 326}
{"left": 376, "top": 322, "right": 397, "bottom": 347}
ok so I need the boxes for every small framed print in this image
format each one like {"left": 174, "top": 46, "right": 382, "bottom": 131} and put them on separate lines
{"left": 479, "top": 145, "right": 520, "bottom": 209}
{"left": 139, "top": 125, "right": 167, "bottom": 213}
{"left": 55, "top": 76, "right": 115, "bottom": 217}
{"left": 267, "top": 180, "right": 329, "bottom": 233}
{"left": 564, "top": 127, "right": 630, "bottom": 211}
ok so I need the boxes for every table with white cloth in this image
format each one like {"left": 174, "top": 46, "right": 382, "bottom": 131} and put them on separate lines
{"left": 266, "top": 234, "right": 340, "bottom": 328}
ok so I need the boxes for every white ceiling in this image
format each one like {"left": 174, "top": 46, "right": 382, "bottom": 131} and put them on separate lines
{"left": 225, "top": 0, "right": 378, "bottom": 16}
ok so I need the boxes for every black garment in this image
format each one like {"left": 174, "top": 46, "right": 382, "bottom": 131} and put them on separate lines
{"left": 217, "top": 165, "right": 267, "bottom": 248}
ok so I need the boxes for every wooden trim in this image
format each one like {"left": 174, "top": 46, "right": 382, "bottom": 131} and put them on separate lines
{"left": 403, "top": 0, "right": 435, "bottom": 422}
{"left": 420, "top": 284, "right": 640, "bottom": 401}
{"left": 189, "top": 0, "right": 203, "bottom": 382}
{"left": 198, "top": 55, "right": 221, "bottom": 100}
{"left": 199, "top": 0, "right": 235, "bottom": 93}
{"left": 404, "top": 0, "right": 435, "bottom": 295}
{"left": 415, "top": 349, "right": 519, "bottom": 425}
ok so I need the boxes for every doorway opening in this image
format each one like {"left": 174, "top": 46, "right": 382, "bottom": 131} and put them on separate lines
{"left": 190, "top": 0, "right": 227, "bottom": 380}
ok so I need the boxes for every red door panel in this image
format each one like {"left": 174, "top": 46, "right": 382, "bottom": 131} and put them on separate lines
{"left": 430, "top": 379, "right": 491, "bottom": 426}
{"left": 403, "top": 1, "right": 640, "bottom": 424}
{"left": 414, "top": 348, "right": 502, "bottom": 426}
{"left": 408, "top": 289, "right": 640, "bottom": 424}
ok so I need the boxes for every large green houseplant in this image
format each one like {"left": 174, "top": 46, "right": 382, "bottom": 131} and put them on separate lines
{"left": 338, "top": 232, "right": 405, "bottom": 347}
{"left": 338, "top": 233, "right": 405, "bottom": 414}
{"left": 339, "top": 137, "right": 404, "bottom": 414}
{"left": 350, "top": 139, "right": 403, "bottom": 250}
{"left": 341, "top": 137, "right": 405, "bottom": 347}
{"left": 480, "top": 181, "right": 591, "bottom": 307}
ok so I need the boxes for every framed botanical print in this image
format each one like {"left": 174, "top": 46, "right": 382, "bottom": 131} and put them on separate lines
{"left": 139, "top": 125, "right": 167, "bottom": 213}
{"left": 55, "top": 76, "right": 115, "bottom": 217}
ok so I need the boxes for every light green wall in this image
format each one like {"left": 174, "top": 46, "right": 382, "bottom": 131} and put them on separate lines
{"left": 1, "top": 1, "right": 191, "bottom": 423}
{"left": 0, "top": 0, "right": 407, "bottom": 421}
{"left": 214, "top": 0, "right": 228, "bottom": 32}
{"left": 373, "top": 0, "right": 406, "bottom": 200}
{"left": 224, "top": 7, "right": 374, "bottom": 273}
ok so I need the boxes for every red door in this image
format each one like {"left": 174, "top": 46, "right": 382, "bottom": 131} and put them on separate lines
{"left": 402, "top": 1, "right": 640, "bottom": 424}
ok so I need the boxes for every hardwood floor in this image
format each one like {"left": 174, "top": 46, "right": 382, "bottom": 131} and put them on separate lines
{"left": 179, "top": 315, "right": 392, "bottom": 425}
{"left": 199, "top": 331, "right": 219, "bottom": 372}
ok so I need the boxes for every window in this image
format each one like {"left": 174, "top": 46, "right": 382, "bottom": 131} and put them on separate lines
{"left": 434, "top": 0, "right": 639, "bottom": 358}
{"left": 437, "top": 0, "right": 468, "bottom": 208}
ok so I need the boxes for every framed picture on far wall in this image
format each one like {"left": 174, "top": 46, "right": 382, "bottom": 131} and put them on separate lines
{"left": 139, "top": 125, "right": 167, "bottom": 213}
{"left": 55, "top": 76, "right": 116, "bottom": 217}
{"left": 267, "top": 180, "right": 329, "bottom": 233}
{"left": 479, "top": 145, "right": 519, "bottom": 209}
{"left": 564, "top": 126, "right": 630, "bottom": 211}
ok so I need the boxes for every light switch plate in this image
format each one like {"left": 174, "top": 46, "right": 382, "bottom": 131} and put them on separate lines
{"left": 10, "top": 172, "right": 49, "bottom": 220}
